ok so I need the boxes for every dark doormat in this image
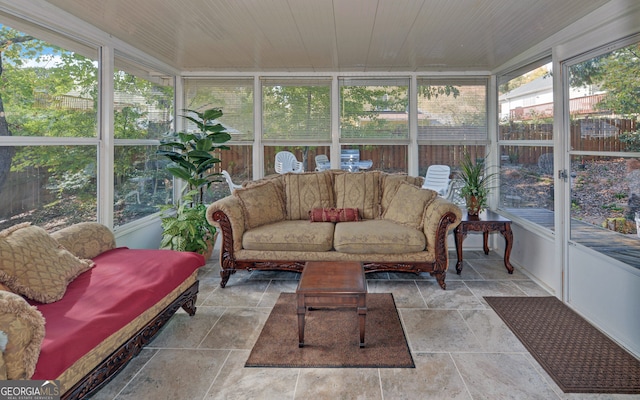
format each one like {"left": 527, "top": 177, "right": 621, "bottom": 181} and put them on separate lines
{"left": 246, "top": 293, "right": 414, "bottom": 368}
{"left": 485, "top": 296, "right": 640, "bottom": 394}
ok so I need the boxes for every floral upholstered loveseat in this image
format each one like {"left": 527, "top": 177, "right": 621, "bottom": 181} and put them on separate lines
{"left": 206, "top": 170, "right": 462, "bottom": 289}
{"left": 0, "top": 222, "right": 205, "bottom": 399}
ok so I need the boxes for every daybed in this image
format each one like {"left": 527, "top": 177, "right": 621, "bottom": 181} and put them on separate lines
{"left": 206, "top": 170, "right": 462, "bottom": 289}
{"left": 0, "top": 222, "right": 205, "bottom": 399}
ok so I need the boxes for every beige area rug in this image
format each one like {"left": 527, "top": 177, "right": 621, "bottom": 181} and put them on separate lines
{"left": 245, "top": 293, "right": 414, "bottom": 368}
{"left": 485, "top": 296, "right": 640, "bottom": 394}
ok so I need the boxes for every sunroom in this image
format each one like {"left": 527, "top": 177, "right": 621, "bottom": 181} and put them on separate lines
{"left": 0, "top": 0, "right": 639, "bottom": 383}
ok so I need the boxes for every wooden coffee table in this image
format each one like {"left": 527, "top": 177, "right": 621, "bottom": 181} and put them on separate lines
{"left": 296, "top": 261, "right": 367, "bottom": 348}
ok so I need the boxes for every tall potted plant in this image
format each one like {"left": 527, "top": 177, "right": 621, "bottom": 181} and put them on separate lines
{"left": 458, "top": 153, "right": 496, "bottom": 216}
{"left": 157, "top": 108, "right": 231, "bottom": 255}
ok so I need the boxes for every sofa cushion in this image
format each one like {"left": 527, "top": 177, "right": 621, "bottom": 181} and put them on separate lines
{"left": 234, "top": 179, "right": 286, "bottom": 229}
{"left": 381, "top": 173, "right": 423, "bottom": 215}
{"left": 242, "top": 220, "right": 335, "bottom": 252}
{"left": 0, "top": 223, "right": 94, "bottom": 303}
{"left": 334, "top": 219, "right": 426, "bottom": 254}
{"left": 309, "top": 207, "right": 360, "bottom": 222}
{"left": 383, "top": 182, "right": 437, "bottom": 230}
{"left": 30, "top": 248, "right": 204, "bottom": 382}
{"left": 284, "top": 171, "right": 335, "bottom": 220}
{"left": 334, "top": 171, "right": 381, "bottom": 219}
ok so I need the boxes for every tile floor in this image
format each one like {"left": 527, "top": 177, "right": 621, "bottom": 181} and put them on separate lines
{"left": 91, "top": 250, "right": 636, "bottom": 400}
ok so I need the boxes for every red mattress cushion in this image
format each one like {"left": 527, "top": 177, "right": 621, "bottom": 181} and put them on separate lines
{"left": 31, "top": 247, "right": 205, "bottom": 380}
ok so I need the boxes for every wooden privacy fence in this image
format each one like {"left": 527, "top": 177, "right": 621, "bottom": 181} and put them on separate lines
{"left": 500, "top": 118, "right": 636, "bottom": 165}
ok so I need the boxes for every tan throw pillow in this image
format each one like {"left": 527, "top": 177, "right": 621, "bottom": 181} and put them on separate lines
{"left": 50, "top": 222, "right": 116, "bottom": 259}
{"left": 284, "top": 171, "right": 335, "bottom": 220}
{"left": 381, "top": 173, "right": 422, "bottom": 215}
{"left": 0, "top": 290, "right": 45, "bottom": 379}
{"left": 334, "top": 171, "right": 381, "bottom": 219}
{"left": 382, "top": 181, "right": 437, "bottom": 230}
{"left": 234, "top": 180, "right": 286, "bottom": 229}
{"left": 0, "top": 223, "right": 95, "bottom": 303}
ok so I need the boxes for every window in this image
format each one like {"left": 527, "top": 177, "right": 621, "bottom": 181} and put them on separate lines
{"left": 417, "top": 78, "right": 488, "bottom": 141}
{"left": 184, "top": 78, "right": 254, "bottom": 200}
{"left": 339, "top": 78, "right": 409, "bottom": 142}
{"left": 113, "top": 54, "right": 174, "bottom": 227}
{"left": 0, "top": 21, "right": 99, "bottom": 231}
{"left": 262, "top": 78, "right": 331, "bottom": 142}
{"left": 567, "top": 40, "right": 640, "bottom": 267}
{"left": 497, "top": 59, "right": 554, "bottom": 228}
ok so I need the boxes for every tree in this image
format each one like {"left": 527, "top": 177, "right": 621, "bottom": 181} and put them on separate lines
{"left": 0, "top": 30, "right": 38, "bottom": 190}
{"left": 570, "top": 42, "right": 640, "bottom": 117}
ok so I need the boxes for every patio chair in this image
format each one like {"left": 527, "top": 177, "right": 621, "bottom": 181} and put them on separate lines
{"left": 421, "top": 165, "right": 453, "bottom": 197}
{"left": 315, "top": 154, "right": 331, "bottom": 171}
{"left": 221, "top": 170, "right": 242, "bottom": 193}
{"left": 275, "top": 151, "right": 304, "bottom": 174}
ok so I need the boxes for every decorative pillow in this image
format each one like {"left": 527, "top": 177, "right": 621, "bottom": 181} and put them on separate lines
{"left": 334, "top": 171, "right": 381, "bottom": 219}
{"left": 0, "top": 290, "right": 45, "bottom": 379}
{"left": 381, "top": 173, "right": 423, "bottom": 214}
{"left": 234, "top": 179, "right": 286, "bottom": 229}
{"left": 383, "top": 181, "right": 437, "bottom": 230}
{"left": 50, "top": 222, "right": 116, "bottom": 259}
{"left": 284, "top": 171, "right": 335, "bottom": 220}
{"left": 0, "top": 223, "right": 95, "bottom": 303}
{"left": 309, "top": 207, "right": 361, "bottom": 222}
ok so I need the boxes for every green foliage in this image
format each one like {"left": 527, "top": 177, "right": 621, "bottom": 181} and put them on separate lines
{"left": 159, "top": 190, "right": 212, "bottom": 254}
{"left": 571, "top": 43, "right": 640, "bottom": 117}
{"left": 157, "top": 108, "right": 231, "bottom": 254}
{"left": 157, "top": 108, "right": 231, "bottom": 204}
{"left": 620, "top": 129, "right": 640, "bottom": 152}
{"left": 458, "top": 153, "right": 496, "bottom": 214}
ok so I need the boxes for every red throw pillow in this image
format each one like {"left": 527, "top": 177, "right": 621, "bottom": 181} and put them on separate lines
{"left": 309, "top": 208, "right": 361, "bottom": 222}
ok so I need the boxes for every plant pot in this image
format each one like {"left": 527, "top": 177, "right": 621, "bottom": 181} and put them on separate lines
{"left": 466, "top": 196, "right": 482, "bottom": 216}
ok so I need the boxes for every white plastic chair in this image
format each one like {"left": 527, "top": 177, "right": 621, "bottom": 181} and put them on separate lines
{"left": 221, "top": 170, "right": 242, "bottom": 193}
{"left": 421, "top": 165, "right": 452, "bottom": 197}
{"left": 275, "top": 151, "right": 304, "bottom": 174}
{"left": 315, "top": 154, "right": 330, "bottom": 171}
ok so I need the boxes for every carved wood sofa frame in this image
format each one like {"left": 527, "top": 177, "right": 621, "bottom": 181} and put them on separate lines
{"left": 211, "top": 210, "right": 459, "bottom": 290}
{"left": 61, "top": 281, "right": 199, "bottom": 400}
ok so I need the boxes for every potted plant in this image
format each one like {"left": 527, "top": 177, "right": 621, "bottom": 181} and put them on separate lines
{"left": 458, "top": 152, "right": 496, "bottom": 216}
{"left": 157, "top": 108, "right": 231, "bottom": 256}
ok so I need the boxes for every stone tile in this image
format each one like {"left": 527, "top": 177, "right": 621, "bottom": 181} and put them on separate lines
{"left": 462, "top": 249, "right": 503, "bottom": 260}
{"left": 366, "top": 280, "right": 426, "bottom": 308}
{"left": 463, "top": 280, "right": 528, "bottom": 307}
{"left": 91, "top": 348, "right": 158, "bottom": 400}
{"left": 249, "top": 270, "right": 301, "bottom": 281}
{"left": 199, "top": 307, "right": 271, "bottom": 350}
{"left": 380, "top": 352, "right": 471, "bottom": 399}
{"left": 513, "top": 279, "right": 554, "bottom": 296}
{"left": 465, "top": 257, "right": 523, "bottom": 280}
{"left": 257, "top": 280, "right": 300, "bottom": 307}
{"left": 195, "top": 278, "right": 222, "bottom": 307}
{"left": 451, "top": 352, "right": 558, "bottom": 399}
{"left": 417, "top": 280, "right": 484, "bottom": 310}
{"left": 115, "top": 349, "right": 230, "bottom": 400}
{"left": 458, "top": 309, "right": 527, "bottom": 352}
{"left": 366, "top": 271, "right": 390, "bottom": 280}
{"left": 202, "top": 280, "right": 270, "bottom": 307}
{"left": 204, "top": 350, "right": 298, "bottom": 399}
{"left": 295, "top": 369, "right": 382, "bottom": 399}
{"left": 399, "top": 309, "right": 483, "bottom": 352}
{"left": 452, "top": 260, "right": 485, "bottom": 280}
{"left": 150, "top": 306, "right": 226, "bottom": 348}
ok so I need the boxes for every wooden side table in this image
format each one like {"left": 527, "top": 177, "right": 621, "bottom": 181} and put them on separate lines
{"left": 453, "top": 210, "right": 514, "bottom": 275}
{"left": 296, "top": 261, "right": 367, "bottom": 348}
